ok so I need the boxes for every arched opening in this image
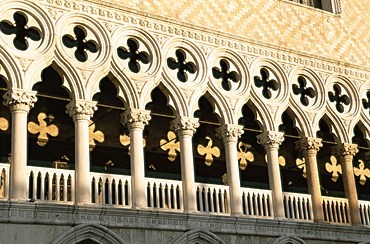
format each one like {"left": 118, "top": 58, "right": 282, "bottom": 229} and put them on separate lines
{"left": 316, "top": 117, "right": 344, "bottom": 197}
{"left": 145, "top": 87, "right": 179, "bottom": 179}
{"left": 352, "top": 123, "right": 370, "bottom": 201}
{"left": 193, "top": 95, "right": 225, "bottom": 185}
{"left": 238, "top": 102, "right": 267, "bottom": 189}
{"left": 278, "top": 111, "right": 307, "bottom": 193}
{"left": 91, "top": 76, "right": 129, "bottom": 174}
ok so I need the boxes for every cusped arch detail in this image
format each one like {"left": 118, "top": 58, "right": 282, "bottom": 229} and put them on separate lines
{"left": 50, "top": 224, "right": 126, "bottom": 244}
{"left": 269, "top": 235, "right": 307, "bottom": 244}
{"left": 170, "top": 230, "right": 226, "bottom": 244}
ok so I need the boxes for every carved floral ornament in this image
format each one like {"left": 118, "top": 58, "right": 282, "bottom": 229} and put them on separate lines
{"left": 3, "top": 89, "right": 37, "bottom": 112}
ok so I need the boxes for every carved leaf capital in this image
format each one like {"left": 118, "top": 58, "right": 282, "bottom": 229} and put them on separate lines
{"left": 66, "top": 100, "right": 97, "bottom": 120}
{"left": 215, "top": 124, "right": 244, "bottom": 143}
{"left": 295, "top": 137, "right": 322, "bottom": 153}
{"left": 3, "top": 89, "right": 37, "bottom": 112}
{"left": 332, "top": 143, "right": 358, "bottom": 158}
{"left": 170, "top": 117, "right": 199, "bottom": 136}
{"left": 257, "top": 131, "right": 284, "bottom": 149}
{"left": 120, "top": 108, "right": 151, "bottom": 130}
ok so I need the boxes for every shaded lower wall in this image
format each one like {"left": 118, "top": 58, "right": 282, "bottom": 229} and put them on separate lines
{"left": 0, "top": 202, "right": 367, "bottom": 244}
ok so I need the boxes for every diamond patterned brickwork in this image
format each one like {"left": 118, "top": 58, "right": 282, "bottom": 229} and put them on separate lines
{"left": 106, "top": 0, "right": 370, "bottom": 67}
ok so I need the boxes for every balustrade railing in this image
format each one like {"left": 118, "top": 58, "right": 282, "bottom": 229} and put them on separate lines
{"left": 283, "top": 192, "right": 313, "bottom": 221}
{"left": 195, "top": 183, "right": 230, "bottom": 214}
{"left": 359, "top": 200, "right": 370, "bottom": 226}
{"left": 27, "top": 166, "right": 75, "bottom": 202}
{"left": 2, "top": 164, "right": 370, "bottom": 227}
{"left": 0, "top": 163, "right": 9, "bottom": 199}
{"left": 241, "top": 187, "right": 273, "bottom": 218}
{"left": 146, "top": 178, "right": 182, "bottom": 210}
{"left": 322, "top": 196, "right": 349, "bottom": 224}
{"left": 90, "top": 172, "right": 131, "bottom": 206}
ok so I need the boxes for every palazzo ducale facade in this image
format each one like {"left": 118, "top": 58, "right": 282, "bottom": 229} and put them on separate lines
{"left": 0, "top": 0, "right": 370, "bottom": 243}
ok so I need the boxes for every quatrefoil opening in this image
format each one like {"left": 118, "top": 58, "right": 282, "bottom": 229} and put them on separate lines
{"left": 254, "top": 68, "right": 278, "bottom": 99}
{"left": 0, "top": 12, "right": 41, "bottom": 51}
{"left": 212, "top": 59, "right": 239, "bottom": 91}
{"left": 292, "top": 76, "right": 316, "bottom": 106}
{"left": 167, "top": 49, "right": 196, "bottom": 83}
{"left": 328, "top": 84, "right": 350, "bottom": 113}
{"left": 117, "top": 38, "right": 150, "bottom": 73}
{"left": 362, "top": 91, "right": 370, "bottom": 113}
{"left": 62, "top": 26, "right": 98, "bottom": 62}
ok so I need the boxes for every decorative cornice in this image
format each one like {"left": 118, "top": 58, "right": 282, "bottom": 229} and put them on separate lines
{"left": 257, "top": 131, "right": 284, "bottom": 149}
{"left": 170, "top": 117, "right": 199, "bottom": 137}
{"left": 120, "top": 108, "right": 151, "bottom": 130}
{"left": 65, "top": 100, "right": 97, "bottom": 121}
{"left": 332, "top": 143, "right": 359, "bottom": 158}
{"left": 3, "top": 89, "right": 37, "bottom": 112}
{"left": 215, "top": 124, "right": 244, "bottom": 143}
{"left": 295, "top": 137, "right": 323, "bottom": 153}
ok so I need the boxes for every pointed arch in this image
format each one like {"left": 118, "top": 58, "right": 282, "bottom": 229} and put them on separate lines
{"left": 269, "top": 235, "right": 307, "bottom": 244}
{"left": 170, "top": 230, "right": 225, "bottom": 244}
{"left": 50, "top": 224, "right": 126, "bottom": 244}
{"left": 0, "top": 46, "right": 22, "bottom": 89}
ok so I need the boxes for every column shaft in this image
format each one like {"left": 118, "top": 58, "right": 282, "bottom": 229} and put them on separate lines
{"left": 66, "top": 100, "right": 97, "bottom": 204}
{"left": 257, "top": 131, "right": 285, "bottom": 219}
{"left": 3, "top": 89, "right": 37, "bottom": 201}
{"left": 216, "top": 124, "right": 244, "bottom": 216}
{"left": 121, "top": 108, "right": 151, "bottom": 209}
{"left": 171, "top": 117, "right": 199, "bottom": 212}
{"left": 333, "top": 143, "right": 361, "bottom": 226}
{"left": 296, "top": 137, "right": 324, "bottom": 222}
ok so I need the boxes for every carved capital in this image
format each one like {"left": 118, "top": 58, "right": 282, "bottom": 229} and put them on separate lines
{"left": 332, "top": 143, "right": 358, "bottom": 158}
{"left": 66, "top": 100, "right": 97, "bottom": 121}
{"left": 215, "top": 124, "right": 244, "bottom": 143}
{"left": 3, "top": 89, "right": 37, "bottom": 112}
{"left": 120, "top": 108, "right": 151, "bottom": 130}
{"left": 170, "top": 117, "right": 199, "bottom": 137}
{"left": 257, "top": 131, "right": 284, "bottom": 149}
{"left": 295, "top": 137, "right": 323, "bottom": 153}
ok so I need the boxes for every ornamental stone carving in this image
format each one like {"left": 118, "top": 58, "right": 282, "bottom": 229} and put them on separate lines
{"left": 66, "top": 100, "right": 97, "bottom": 120}
{"left": 215, "top": 124, "right": 244, "bottom": 143}
{"left": 3, "top": 89, "right": 37, "bottom": 112}
{"left": 332, "top": 143, "right": 359, "bottom": 159}
{"left": 120, "top": 108, "right": 151, "bottom": 130}
{"left": 170, "top": 117, "right": 199, "bottom": 137}
{"left": 257, "top": 131, "right": 284, "bottom": 149}
{"left": 295, "top": 137, "right": 323, "bottom": 153}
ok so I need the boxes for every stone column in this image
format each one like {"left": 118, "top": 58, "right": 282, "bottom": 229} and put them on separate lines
{"left": 332, "top": 143, "right": 361, "bottom": 226}
{"left": 170, "top": 116, "right": 199, "bottom": 213}
{"left": 66, "top": 100, "right": 97, "bottom": 204}
{"left": 121, "top": 108, "right": 151, "bottom": 209}
{"left": 295, "top": 137, "right": 324, "bottom": 222}
{"left": 216, "top": 124, "right": 244, "bottom": 216}
{"left": 3, "top": 89, "right": 37, "bottom": 201}
{"left": 257, "top": 131, "right": 285, "bottom": 219}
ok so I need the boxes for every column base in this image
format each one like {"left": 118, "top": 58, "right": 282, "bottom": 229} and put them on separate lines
{"left": 274, "top": 216, "right": 287, "bottom": 221}
{"left": 74, "top": 202, "right": 95, "bottom": 206}
{"left": 131, "top": 206, "right": 149, "bottom": 210}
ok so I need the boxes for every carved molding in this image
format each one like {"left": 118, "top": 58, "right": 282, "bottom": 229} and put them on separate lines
{"left": 3, "top": 89, "right": 37, "bottom": 112}
{"left": 120, "top": 108, "right": 151, "bottom": 130}
{"left": 65, "top": 100, "right": 97, "bottom": 121}
{"left": 215, "top": 124, "right": 244, "bottom": 143}
{"left": 257, "top": 131, "right": 284, "bottom": 149}
{"left": 170, "top": 117, "right": 199, "bottom": 137}
{"left": 295, "top": 137, "right": 323, "bottom": 153}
